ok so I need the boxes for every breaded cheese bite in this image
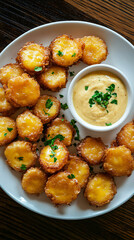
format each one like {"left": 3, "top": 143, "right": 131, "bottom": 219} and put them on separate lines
{"left": 0, "top": 63, "right": 24, "bottom": 87}
{"left": 0, "top": 88, "right": 15, "bottom": 116}
{"left": 39, "top": 140, "right": 69, "bottom": 174}
{"left": 33, "top": 95, "right": 60, "bottom": 124}
{"left": 45, "top": 118, "right": 75, "bottom": 146}
{"left": 16, "top": 110, "right": 43, "bottom": 142}
{"left": 65, "top": 155, "right": 90, "bottom": 188}
{"left": 22, "top": 167, "right": 47, "bottom": 194}
{"left": 84, "top": 173, "right": 116, "bottom": 207}
{"left": 116, "top": 120, "right": 134, "bottom": 153}
{"left": 103, "top": 146, "right": 134, "bottom": 176}
{"left": 16, "top": 42, "right": 50, "bottom": 75}
{"left": 37, "top": 66, "right": 67, "bottom": 91}
{"left": 81, "top": 36, "right": 108, "bottom": 65}
{"left": 5, "top": 73, "right": 40, "bottom": 107}
{"left": 0, "top": 116, "right": 17, "bottom": 146}
{"left": 4, "top": 141, "right": 37, "bottom": 171}
{"left": 50, "top": 35, "right": 83, "bottom": 67}
{"left": 77, "top": 137, "right": 106, "bottom": 165}
{"left": 45, "top": 171, "right": 81, "bottom": 205}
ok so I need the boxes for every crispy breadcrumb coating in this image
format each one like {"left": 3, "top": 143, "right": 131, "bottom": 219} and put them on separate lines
{"left": 0, "top": 88, "right": 15, "bottom": 116}
{"left": 0, "top": 116, "right": 17, "bottom": 146}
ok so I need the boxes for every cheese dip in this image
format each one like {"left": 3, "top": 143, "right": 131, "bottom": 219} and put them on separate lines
{"left": 73, "top": 71, "right": 128, "bottom": 126}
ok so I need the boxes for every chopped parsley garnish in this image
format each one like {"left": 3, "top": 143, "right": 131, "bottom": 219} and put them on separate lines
{"left": 62, "top": 114, "right": 64, "bottom": 118}
{"left": 61, "top": 119, "right": 64, "bottom": 121}
{"left": 85, "top": 86, "right": 89, "bottom": 91}
{"left": 20, "top": 164, "right": 27, "bottom": 170}
{"left": 44, "top": 134, "right": 65, "bottom": 146}
{"left": 67, "top": 174, "right": 75, "bottom": 179}
{"left": 112, "top": 93, "right": 117, "bottom": 97}
{"left": 89, "top": 166, "right": 94, "bottom": 172}
{"left": 69, "top": 71, "right": 75, "bottom": 77}
{"left": 45, "top": 99, "right": 53, "bottom": 109}
{"left": 72, "top": 53, "right": 76, "bottom": 57}
{"left": 4, "top": 133, "right": 7, "bottom": 136}
{"left": 61, "top": 103, "right": 68, "bottom": 110}
{"left": 43, "top": 108, "right": 50, "bottom": 116}
{"left": 70, "top": 119, "right": 80, "bottom": 141}
{"left": 111, "top": 99, "right": 118, "bottom": 104}
{"left": 105, "top": 123, "right": 112, "bottom": 126}
{"left": 106, "top": 84, "right": 115, "bottom": 92}
{"left": 59, "top": 94, "right": 64, "bottom": 98}
{"left": 54, "top": 157, "right": 57, "bottom": 162}
{"left": 18, "top": 157, "right": 23, "bottom": 161}
{"left": 57, "top": 50, "right": 63, "bottom": 56}
{"left": 51, "top": 145, "right": 58, "bottom": 151}
{"left": 51, "top": 72, "right": 54, "bottom": 74}
{"left": 34, "top": 66, "right": 42, "bottom": 72}
{"left": 25, "top": 137, "right": 29, "bottom": 140}
{"left": 7, "top": 127, "right": 13, "bottom": 132}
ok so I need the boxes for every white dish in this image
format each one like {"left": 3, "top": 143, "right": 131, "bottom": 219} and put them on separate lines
{"left": 0, "top": 21, "right": 134, "bottom": 220}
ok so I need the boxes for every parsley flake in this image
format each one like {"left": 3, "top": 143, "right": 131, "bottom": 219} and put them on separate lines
{"left": 85, "top": 86, "right": 89, "bottom": 91}
{"left": 34, "top": 66, "right": 42, "bottom": 72}
{"left": 59, "top": 94, "right": 64, "bottom": 98}
{"left": 44, "top": 134, "right": 65, "bottom": 146}
{"left": 25, "top": 137, "right": 29, "bottom": 140}
{"left": 72, "top": 53, "right": 76, "bottom": 57}
{"left": 69, "top": 71, "right": 75, "bottom": 77}
{"left": 57, "top": 50, "right": 63, "bottom": 56}
{"left": 67, "top": 174, "right": 75, "bottom": 179}
{"left": 18, "top": 157, "right": 23, "bottom": 161}
{"left": 105, "top": 123, "right": 112, "bottom": 126}
{"left": 61, "top": 103, "right": 68, "bottom": 110}
{"left": 54, "top": 157, "right": 57, "bottom": 162}
{"left": 4, "top": 133, "right": 7, "bottom": 136}
{"left": 111, "top": 99, "right": 118, "bottom": 104}
{"left": 70, "top": 119, "right": 80, "bottom": 141}
{"left": 46, "top": 99, "right": 53, "bottom": 109}
{"left": 43, "top": 108, "right": 50, "bottom": 116}
{"left": 7, "top": 127, "right": 13, "bottom": 132}
{"left": 20, "top": 164, "right": 27, "bottom": 170}
{"left": 106, "top": 84, "right": 115, "bottom": 92}
{"left": 51, "top": 72, "right": 54, "bottom": 74}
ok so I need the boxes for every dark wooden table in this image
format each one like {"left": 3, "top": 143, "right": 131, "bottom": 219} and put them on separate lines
{"left": 0, "top": 1, "right": 134, "bottom": 239}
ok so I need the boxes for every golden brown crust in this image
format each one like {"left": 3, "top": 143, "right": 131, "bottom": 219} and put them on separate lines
{"left": 33, "top": 95, "right": 60, "bottom": 124}
{"left": 77, "top": 136, "right": 106, "bottom": 165}
{"left": 16, "top": 110, "right": 43, "bottom": 142}
{"left": 37, "top": 66, "right": 68, "bottom": 92}
{"left": 39, "top": 140, "right": 69, "bottom": 174}
{"left": 103, "top": 146, "right": 134, "bottom": 176}
{"left": 45, "top": 171, "right": 81, "bottom": 205}
{"left": 0, "top": 88, "right": 16, "bottom": 116}
{"left": 22, "top": 167, "right": 47, "bottom": 194}
{"left": 50, "top": 35, "right": 83, "bottom": 67}
{"left": 16, "top": 42, "right": 50, "bottom": 75}
{"left": 64, "top": 154, "right": 90, "bottom": 188}
{"left": 0, "top": 116, "right": 17, "bottom": 146}
{"left": 45, "top": 118, "right": 75, "bottom": 146}
{"left": 84, "top": 173, "right": 117, "bottom": 207}
{"left": 5, "top": 73, "right": 40, "bottom": 107}
{"left": 5, "top": 141, "right": 37, "bottom": 172}
{"left": 116, "top": 120, "right": 134, "bottom": 153}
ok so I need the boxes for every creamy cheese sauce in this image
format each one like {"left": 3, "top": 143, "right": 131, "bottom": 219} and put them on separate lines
{"left": 73, "top": 71, "right": 128, "bottom": 126}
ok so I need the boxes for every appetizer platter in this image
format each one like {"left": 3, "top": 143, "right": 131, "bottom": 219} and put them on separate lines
{"left": 0, "top": 21, "right": 134, "bottom": 220}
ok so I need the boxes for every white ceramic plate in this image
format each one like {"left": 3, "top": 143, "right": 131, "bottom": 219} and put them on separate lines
{"left": 0, "top": 21, "right": 134, "bottom": 220}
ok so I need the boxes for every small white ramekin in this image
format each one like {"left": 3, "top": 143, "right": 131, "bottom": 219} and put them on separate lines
{"left": 67, "top": 64, "right": 133, "bottom": 132}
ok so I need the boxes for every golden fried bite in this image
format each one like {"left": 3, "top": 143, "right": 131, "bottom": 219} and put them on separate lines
{"left": 33, "top": 95, "right": 60, "bottom": 124}
{"left": 116, "top": 121, "right": 134, "bottom": 153}
{"left": 22, "top": 167, "right": 47, "bottom": 194}
{"left": 0, "top": 117, "right": 17, "bottom": 146}
{"left": 0, "top": 63, "right": 24, "bottom": 87}
{"left": 84, "top": 173, "right": 116, "bottom": 207}
{"left": 45, "top": 171, "right": 80, "bottom": 205}
{"left": 65, "top": 155, "right": 90, "bottom": 188}
{"left": 50, "top": 35, "right": 83, "bottom": 67}
{"left": 16, "top": 110, "right": 43, "bottom": 142}
{"left": 81, "top": 36, "right": 108, "bottom": 65}
{"left": 45, "top": 118, "right": 75, "bottom": 146}
{"left": 4, "top": 141, "right": 37, "bottom": 171}
{"left": 39, "top": 140, "right": 69, "bottom": 174}
{"left": 16, "top": 42, "right": 50, "bottom": 75}
{"left": 77, "top": 137, "right": 106, "bottom": 165}
{"left": 5, "top": 73, "right": 40, "bottom": 107}
{"left": 103, "top": 146, "right": 134, "bottom": 176}
{"left": 37, "top": 66, "right": 67, "bottom": 91}
{"left": 0, "top": 88, "right": 15, "bottom": 116}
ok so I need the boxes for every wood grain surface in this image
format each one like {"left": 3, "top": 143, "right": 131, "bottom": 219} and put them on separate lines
{"left": 0, "top": 0, "right": 134, "bottom": 240}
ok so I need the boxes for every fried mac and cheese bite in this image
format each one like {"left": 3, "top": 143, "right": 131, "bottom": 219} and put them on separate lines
{"left": 77, "top": 137, "right": 106, "bottom": 165}
{"left": 65, "top": 155, "right": 90, "bottom": 188}
{"left": 39, "top": 140, "right": 69, "bottom": 174}
{"left": 0, "top": 117, "right": 17, "bottom": 146}
{"left": 50, "top": 35, "right": 83, "bottom": 67}
{"left": 0, "top": 63, "right": 24, "bottom": 87}
{"left": 45, "top": 118, "right": 75, "bottom": 146}
{"left": 4, "top": 141, "right": 37, "bottom": 171}
{"left": 45, "top": 171, "right": 80, "bottom": 205}
{"left": 22, "top": 167, "right": 47, "bottom": 194}
{"left": 81, "top": 36, "right": 108, "bottom": 65}
{"left": 103, "top": 146, "right": 134, "bottom": 176}
{"left": 37, "top": 66, "right": 67, "bottom": 91}
{"left": 16, "top": 42, "right": 50, "bottom": 75}
{"left": 84, "top": 173, "right": 116, "bottom": 207}
{"left": 33, "top": 95, "right": 60, "bottom": 124}
{"left": 16, "top": 110, "right": 43, "bottom": 142}
{"left": 0, "top": 88, "right": 15, "bottom": 116}
{"left": 116, "top": 121, "right": 134, "bottom": 153}
{"left": 6, "top": 73, "right": 40, "bottom": 107}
